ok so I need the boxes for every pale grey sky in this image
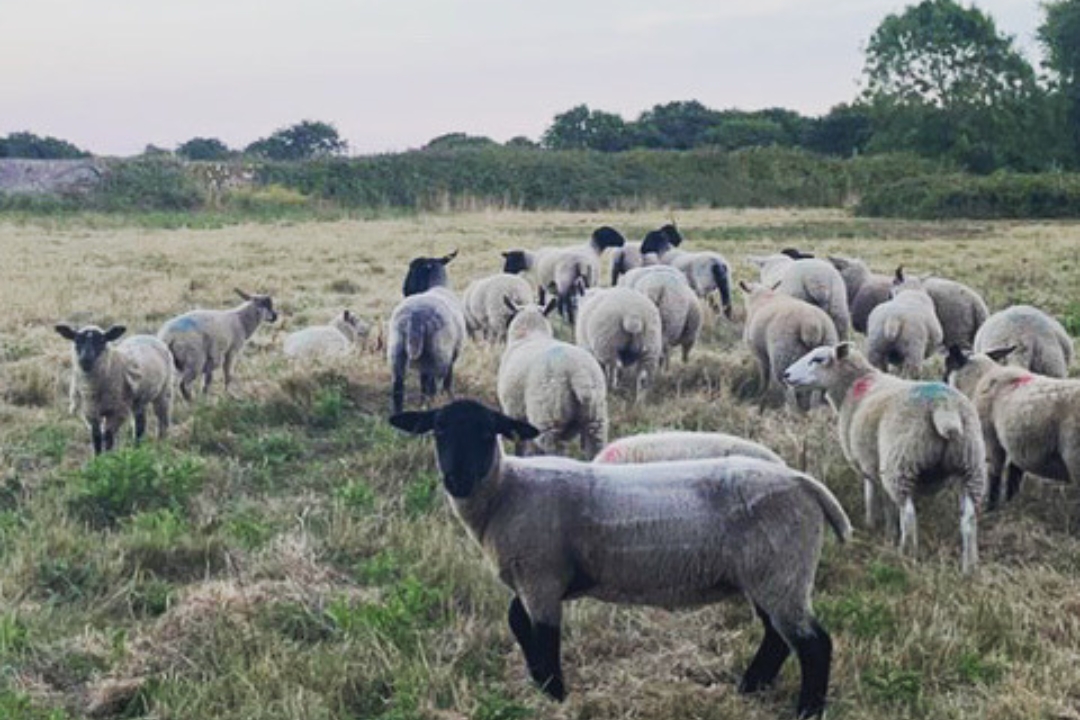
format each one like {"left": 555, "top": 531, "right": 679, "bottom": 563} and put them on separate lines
{"left": 1, "top": 0, "right": 1044, "bottom": 157}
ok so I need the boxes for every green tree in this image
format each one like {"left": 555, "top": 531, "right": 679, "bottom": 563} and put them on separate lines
{"left": 0, "top": 131, "right": 89, "bottom": 159}
{"left": 634, "top": 101, "right": 720, "bottom": 150}
{"left": 244, "top": 120, "right": 347, "bottom": 160}
{"left": 1040, "top": 0, "right": 1080, "bottom": 166}
{"left": 542, "top": 105, "right": 633, "bottom": 151}
{"left": 422, "top": 132, "right": 498, "bottom": 151}
{"left": 704, "top": 118, "right": 788, "bottom": 150}
{"left": 177, "top": 137, "right": 232, "bottom": 161}
{"left": 803, "top": 104, "right": 873, "bottom": 157}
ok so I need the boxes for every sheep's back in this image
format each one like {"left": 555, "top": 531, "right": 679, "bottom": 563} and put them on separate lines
{"left": 284, "top": 326, "right": 352, "bottom": 359}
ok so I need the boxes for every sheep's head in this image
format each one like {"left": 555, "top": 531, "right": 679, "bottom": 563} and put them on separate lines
{"left": 235, "top": 289, "right": 278, "bottom": 323}
{"left": 501, "top": 250, "right": 531, "bottom": 275}
{"left": 55, "top": 323, "right": 126, "bottom": 372}
{"left": 591, "top": 226, "right": 626, "bottom": 251}
{"left": 780, "top": 247, "right": 815, "bottom": 260}
{"left": 944, "top": 344, "right": 1015, "bottom": 397}
{"left": 659, "top": 223, "right": 683, "bottom": 247}
{"left": 389, "top": 400, "right": 539, "bottom": 498}
{"left": 783, "top": 342, "right": 860, "bottom": 390}
{"left": 403, "top": 251, "right": 456, "bottom": 296}
{"left": 504, "top": 297, "right": 556, "bottom": 341}
{"left": 640, "top": 229, "right": 674, "bottom": 257}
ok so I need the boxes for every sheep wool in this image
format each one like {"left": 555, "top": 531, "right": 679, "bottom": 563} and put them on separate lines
{"left": 594, "top": 430, "right": 784, "bottom": 465}
{"left": 866, "top": 271, "right": 943, "bottom": 377}
{"left": 462, "top": 273, "right": 534, "bottom": 342}
{"left": 829, "top": 255, "right": 892, "bottom": 334}
{"left": 974, "top": 305, "right": 1074, "bottom": 378}
{"left": 283, "top": 310, "right": 369, "bottom": 360}
{"left": 617, "top": 265, "right": 702, "bottom": 365}
{"left": 748, "top": 254, "right": 850, "bottom": 338}
{"left": 575, "top": 286, "right": 663, "bottom": 401}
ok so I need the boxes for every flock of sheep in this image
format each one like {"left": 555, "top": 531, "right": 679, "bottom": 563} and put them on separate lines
{"left": 52, "top": 222, "right": 1078, "bottom": 719}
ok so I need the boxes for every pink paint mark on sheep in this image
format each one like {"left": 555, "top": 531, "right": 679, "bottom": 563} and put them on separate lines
{"left": 851, "top": 375, "right": 875, "bottom": 401}
{"left": 1009, "top": 374, "right": 1035, "bottom": 388}
{"left": 597, "top": 444, "right": 624, "bottom": 463}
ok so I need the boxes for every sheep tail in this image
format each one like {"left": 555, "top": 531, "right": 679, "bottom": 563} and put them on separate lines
{"left": 931, "top": 407, "right": 963, "bottom": 440}
{"left": 881, "top": 315, "right": 903, "bottom": 342}
{"left": 164, "top": 338, "right": 185, "bottom": 372}
{"left": 794, "top": 472, "right": 853, "bottom": 542}
{"left": 621, "top": 312, "right": 645, "bottom": 337}
{"left": 405, "top": 317, "right": 425, "bottom": 361}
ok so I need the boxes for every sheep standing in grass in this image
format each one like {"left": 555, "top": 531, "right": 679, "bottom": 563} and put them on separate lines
{"left": 462, "top": 273, "right": 534, "bottom": 342}
{"left": 158, "top": 289, "right": 278, "bottom": 401}
{"left": 593, "top": 431, "right": 784, "bottom": 465}
{"left": 609, "top": 225, "right": 674, "bottom": 285}
{"left": 784, "top": 342, "right": 986, "bottom": 573}
{"left": 974, "top": 305, "right": 1074, "bottom": 378}
{"left": 617, "top": 265, "right": 702, "bottom": 366}
{"left": 829, "top": 256, "right": 892, "bottom": 334}
{"left": 283, "top": 310, "right": 370, "bottom": 360}
{"left": 387, "top": 251, "right": 466, "bottom": 414}
{"left": 919, "top": 277, "right": 989, "bottom": 350}
{"left": 946, "top": 345, "right": 1080, "bottom": 507}
{"left": 741, "top": 281, "right": 839, "bottom": 410}
{"left": 865, "top": 268, "right": 943, "bottom": 377}
{"left": 55, "top": 324, "right": 174, "bottom": 455}
{"left": 639, "top": 226, "right": 733, "bottom": 318}
{"left": 748, "top": 254, "right": 850, "bottom": 338}
{"left": 498, "top": 300, "right": 608, "bottom": 456}
{"left": 390, "top": 399, "right": 849, "bottom": 718}
{"left": 575, "top": 286, "right": 662, "bottom": 402}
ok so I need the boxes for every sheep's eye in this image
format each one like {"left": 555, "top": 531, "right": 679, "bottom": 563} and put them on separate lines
{"left": 810, "top": 357, "right": 824, "bottom": 365}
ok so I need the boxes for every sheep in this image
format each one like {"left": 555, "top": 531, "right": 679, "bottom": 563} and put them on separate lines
{"left": 389, "top": 399, "right": 850, "bottom": 718}
{"left": 945, "top": 344, "right": 1080, "bottom": 508}
{"left": 497, "top": 299, "right": 608, "bottom": 456}
{"left": 747, "top": 254, "right": 850, "bottom": 339}
{"left": 617, "top": 265, "right": 702, "bottom": 366}
{"left": 502, "top": 226, "right": 625, "bottom": 324}
{"left": 158, "top": 289, "right": 278, "bottom": 401}
{"left": 783, "top": 342, "right": 986, "bottom": 573}
{"left": 609, "top": 224, "right": 678, "bottom": 285}
{"left": 639, "top": 227, "right": 733, "bottom": 318}
{"left": 574, "top": 286, "right": 663, "bottom": 402}
{"left": 55, "top": 324, "right": 174, "bottom": 455}
{"left": 283, "top": 310, "right": 370, "bottom": 360}
{"left": 740, "top": 280, "right": 839, "bottom": 410}
{"left": 828, "top": 255, "right": 892, "bottom": 334}
{"left": 865, "top": 268, "right": 944, "bottom": 377}
{"left": 973, "top": 305, "right": 1074, "bottom": 378}
{"left": 593, "top": 430, "right": 785, "bottom": 465}
{"left": 387, "top": 251, "right": 466, "bottom": 414}
{"left": 916, "top": 277, "right": 989, "bottom": 350}
{"left": 462, "top": 273, "right": 534, "bottom": 342}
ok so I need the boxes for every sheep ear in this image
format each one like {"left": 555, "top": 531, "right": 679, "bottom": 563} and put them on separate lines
{"left": 494, "top": 413, "right": 540, "bottom": 441}
{"left": 738, "top": 280, "right": 752, "bottom": 293}
{"left": 501, "top": 251, "right": 510, "bottom": 258}
{"left": 235, "top": 288, "right": 252, "bottom": 301}
{"left": 388, "top": 410, "right": 435, "bottom": 435}
{"left": 770, "top": 280, "right": 782, "bottom": 291}
{"left": 343, "top": 310, "right": 354, "bottom": 322}
{"left": 987, "top": 345, "right": 1017, "bottom": 363}
{"left": 104, "top": 325, "right": 127, "bottom": 342}
{"left": 542, "top": 298, "right": 558, "bottom": 316}
{"left": 503, "top": 295, "right": 521, "bottom": 315}
{"left": 55, "top": 323, "right": 78, "bottom": 341}
{"left": 836, "top": 342, "right": 852, "bottom": 360}
{"left": 440, "top": 249, "right": 459, "bottom": 265}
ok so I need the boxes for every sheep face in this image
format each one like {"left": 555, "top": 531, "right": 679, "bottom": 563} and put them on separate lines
{"left": 945, "top": 345, "right": 1014, "bottom": 397}
{"left": 505, "top": 300, "right": 556, "bottom": 342}
{"left": 591, "top": 226, "right": 626, "bottom": 251}
{"left": 55, "top": 324, "right": 126, "bottom": 372}
{"left": 389, "top": 400, "right": 538, "bottom": 498}
{"left": 640, "top": 230, "right": 673, "bottom": 257}
{"left": 235, "top": 289, "right": 279, "bottom": 323}
{"left": 403, "top": 253, "right": 455, "bottom": 296}
{"left": 501, "top": 251, "right": 530, "bottom": 275}
{"left": 783, "top": 343, "right": 853, "bottom": 389}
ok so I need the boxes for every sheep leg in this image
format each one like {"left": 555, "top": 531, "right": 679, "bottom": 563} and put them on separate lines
{"left": 509, "top": 597, "right": 565, "bottom": 701}
{"left": 863, "top": 477, "right": 878, "bottom": 530}
{"left": 776, "top": 618, "right": 832, "bottom": 719}
{"left": 202, "top": 363, "right": 214, "bottom": 396}
{"left": 153, "top": 395, "right": 170, "bottom": 439}
{"left": 91, "top": 422, "right": 104, "bottom": 456}
{"left": 420, "top": 373, "right": 437, "bottom": 404}
{"left": 178, "top": 367, "right": 197, "bottom": 402}
{"left": 960, "top": 493, "right": 979, "bottom": 574}
{"left": 1004, "top": 463, "right": 1024, "bottom": 502}
{"left": 898, "top": 495, "right": 918, "bottom": 558}
{"left": 133, "top": 409, "right": 147, "bottom": 445}
{"left": 442, "top": 367, "right": 454, "bottom": 397}
{"left": 739, "top": 605, "right": 791, "bottom": 694}
{"left": 222, "top": 352, "right": 238, "bottom": 396}
{"left": 391, "top": 352, "right": 407, "bottom": 414}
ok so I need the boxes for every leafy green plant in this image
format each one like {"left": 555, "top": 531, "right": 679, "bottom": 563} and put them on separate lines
{"left": 403, "top": 472, "right": 440, "bottom": 517}
{"left": 335, "top": 480, "right": 376, "bottom": 512}
{"left": 863, "top": 665, "right": 923, "bottom": 710}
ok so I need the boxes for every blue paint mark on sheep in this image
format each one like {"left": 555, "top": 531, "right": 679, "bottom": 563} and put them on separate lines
{"left": 910, "top": 382, "right": 951, "bottom": 402}
{"left": 167, "top": 316, "right": 200, "bottom": 332}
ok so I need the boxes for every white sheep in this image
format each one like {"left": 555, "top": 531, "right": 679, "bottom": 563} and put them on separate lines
{"left": 919, "top": 277, "right": 989, "bottom": 350}
{"left": 593, "top": 430, "right": 784, "bottom": 465}
{"left": 55, "top": 324, "right": 174, "bottom": 455}
{"left": 973, "top": 305, "right": 1074, "bottom": 378}
{"left": 462, "top": 273, "right": 534, "bottom": 342}
{"left": 390, "top": 399, "right": 850, "bottom": 718}
{"left": 828, "top": 255, "right": 892, "bottom": 335}
{"left": 387, "top": 251, "right": 466, "bottom": 414}
{"left": 158, "top": 289, "right": 278, "bottom": 400}
{"left": 574, "top": 286, "right": 663, "bottom": 402}
{"left": 865, "top": 268, "right": 944, "bottom": 377}
{"left": 617, "top": 265, "right": 702, "bottom": 366}
{"left": 497, "top": 299, "right": 608, "bottom": 456}
{"left": 747, "top": 253, "right": 850, "bottom": 338}
{"left": 784, "top": 342, "right": 986, "bottom": 573}
{"left": 283, "top": 310, "right": 370, "bottom": 360}
{"left": 639, "top": 227, "right": 733, "bottom": 317}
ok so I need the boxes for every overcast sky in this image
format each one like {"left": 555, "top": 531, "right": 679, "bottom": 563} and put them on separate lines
{"left": 2, "top": 0, "right": 1044, "bottom": 157}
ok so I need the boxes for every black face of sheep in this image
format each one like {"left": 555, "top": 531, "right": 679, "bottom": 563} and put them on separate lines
{"left": 943, "top": 344, "right": 970, "bottom": 381}
{"left": 502, "top": 250, "right": 529, "bottom": 275}
{"left": 389, "top": 400, "right": 539, "bottom": 498}
{"left": 591, "top": 226, "right": 626, "bottom": 251}
{"left": 640, "top": 230, "right": 673, "bottom": 257}
{"left": 235, "top": 289, "right": 279, "bottom": 323}
{"left": 659, "top": 223, "right": 683, "bottom": 246}
{"left": 55, "top": 324, "right": 126, "bottom": 372}
{"left": 403, "top": 251, "right": 456, "bottom": 297}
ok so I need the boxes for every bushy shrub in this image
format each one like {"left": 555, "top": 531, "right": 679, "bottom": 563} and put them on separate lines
{"left": 92, "top": 158, "right": 203, "bottom": 211}
{"left": 857, "top": 172, "right": 1080, "bottom": 219}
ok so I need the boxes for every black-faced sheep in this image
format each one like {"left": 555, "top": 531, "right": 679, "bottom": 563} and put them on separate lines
{"left": 609, "top": 224, "right": 679, "bottom": 286}
{"left": 640, "top": 226, "right": 733, "bottom": 318}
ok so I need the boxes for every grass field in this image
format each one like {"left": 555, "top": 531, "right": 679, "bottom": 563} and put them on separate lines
{"left": 3, "top": 209, "right": 1080, "bottom": 720}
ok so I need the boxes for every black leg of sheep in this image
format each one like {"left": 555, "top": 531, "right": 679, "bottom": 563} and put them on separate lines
{"left": 507, "top": 597, "right": 565, "bottom": 702}
{"left": 739, "top": 605, "right": 792, "bottom": 694}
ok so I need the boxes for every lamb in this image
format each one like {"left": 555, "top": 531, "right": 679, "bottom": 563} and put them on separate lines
{"left": 574, "top": 286, "right": 663, "bottom": 401}
{"left": 502, "top": 226, "right": 625, "bottom": 324}
{"left": 158, "top": 289, "right": 278, "bottom": 400}
{"left": 55, "top": 324, "right": 174, "bottom": 455}
{"left": 283, "top": 310, "right": 370, "bottom": 360}
{"left": 639, "top": 227, "right": 733, "bottom": 318}
{"left": 616, "top": 265, "right": 702, "bottom": 366}
{"left": 783, "top": 342, "right": 986, "bottom": 573}
{"left": 497, "top": 299, "right": 608, "bottom": 456}
{"left": 865, "top": 268, "right": 944, "bottom": 377}
{"left": 740, "top": 281, "right": 839, "bottom": 410}
{"left": 389, "top": 399, "right": 850, "bottom": 718}
{"left": 609, "top": 224, "right": 678, "bottom": 285}
{"left": 462, "top": 273, "right": 534, "bottom": 342}
{"left": 828, "top": 256, "right": 892, "bottom": 334}
{"left": 747, "top": 254, "right": 850, "bottom": 338}
{"left": 387, "top": 251, "right": 466, "bottom": 414}
{"left": 945, "top": 345, "right": 1080, "bottom": 507}
{"left": 973, "top": 305, "right": 1074, "bottom": 378}
{"left": 593, "top": 430, "right": 785, "bottom": 465}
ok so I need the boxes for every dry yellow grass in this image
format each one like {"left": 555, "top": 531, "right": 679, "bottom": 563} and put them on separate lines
{"left": 3, "top": 209, "right": 1080, "bottom": 720}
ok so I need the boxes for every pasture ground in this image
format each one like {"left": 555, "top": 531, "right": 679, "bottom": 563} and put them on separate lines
{"left": 2, "top": 209, "right": 1080, "bottom": 720}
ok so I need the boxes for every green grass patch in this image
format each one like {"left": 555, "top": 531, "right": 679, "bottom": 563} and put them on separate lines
{"left": 327, "top": 576, "right": 448, "bottom": 648}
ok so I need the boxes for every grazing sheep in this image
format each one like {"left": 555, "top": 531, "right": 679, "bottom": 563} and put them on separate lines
{"left": 502, "top": 226, "right": 625, "bottom": 324}
{"left": 784, "top": 343, "right": 986, "bottom": 573}
{"left": 55, "top": 324, "right": 174, "bottom": 455}
{"left": 747, "top": 254, "right": 850, "bottom": 339}
{"left": 639, "top": 227, "right": 733, "bottom": 318}
{"left": 828, "top": 256, "right": 892, "bottom": 334}
{"left": 594, "top": 430, "right": 785, "bottom": 465}
{"left": 462, "top": 273, "right": 534, "bottom": 342}
{"left": 389, "top": 399, "right": 850, "bottom": 718}
{"left": 575, "top": 286, "right": 663, "bottom": 402}
{"left": 609, "top": 225, "right": 678, "bottom": 285}
{"left": 497, "top": 299, "right": 608, "bottom": 456}
{"left": 741, "top": 281, "right": 839, "bottom": 410}
{"left": 865, "top": 268, "right": 944, "bottom": 377}
{"left": 973, "top": 305, "right": 1074, "bottom": 378}
{"left": 158, "top": 289, "right": 278, "bottom": 400}
{"left": 387, "top": 251, "right": 466, "bottom": 414}
{"left": 946, "top": 345, "right": 1080, "bottom": 507}
{"left": 283, "top": 310, "right": 370, "bottom": 360}
{"left": 617, "top": 265, "right": 702, "bottom": 366}
{"left": 918, "top": 277, "right": 989, "bottom": 350}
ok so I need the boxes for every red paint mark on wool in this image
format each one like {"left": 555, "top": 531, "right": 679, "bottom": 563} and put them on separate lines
{"left": 1010, "top": 374, "right": 1035, "bottom": 388}
{"left": 597, "top": 445, "right": 623, "bottom": 463}
{"left": 852, "top": 375, "right": 875, "bottom": 401}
